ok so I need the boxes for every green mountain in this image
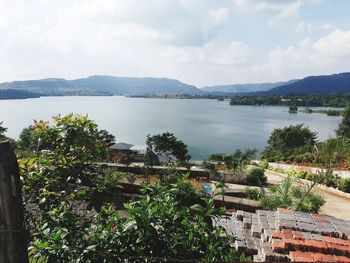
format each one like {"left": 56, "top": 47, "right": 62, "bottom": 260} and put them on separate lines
{"left": 1, "top": 72, "right": 350, "bottom": 99}
{"left": 0, "top": 75, "right": 203, "bottom": 96}
{"left": 0, "top": 89, "right": 41, "bottom": 99}
{"left": 266, "top": 73, "right": 350, "bottom": 95}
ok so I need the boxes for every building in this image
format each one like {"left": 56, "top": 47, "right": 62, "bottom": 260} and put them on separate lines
{"left": 109, "top": 142, "right": 171, "bottom": 164}
{"left": 109, "top": 142, "right": 134, "bottom": 163}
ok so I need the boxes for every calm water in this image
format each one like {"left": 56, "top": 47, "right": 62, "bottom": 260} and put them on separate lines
{"left": 0, "top": 96, "right": 341, "bottom": 160}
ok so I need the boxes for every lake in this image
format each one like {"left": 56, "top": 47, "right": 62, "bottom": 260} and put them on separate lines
{"left": 0, "top": 96, "right": 341, "bottom": 160}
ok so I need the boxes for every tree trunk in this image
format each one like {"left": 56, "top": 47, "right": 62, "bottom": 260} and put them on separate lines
{"left": 0, "top": 141, "right": 29, "bottom": 263}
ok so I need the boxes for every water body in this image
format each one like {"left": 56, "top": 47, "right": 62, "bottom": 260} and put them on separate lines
{"left": 0, "top": 96, "right": 341, "bottom": 160}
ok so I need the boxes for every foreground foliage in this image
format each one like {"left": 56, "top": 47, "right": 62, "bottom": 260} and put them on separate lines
{"left": 20, "top": 114, "right": 238, "bottom": 263}
{"left": 29, "top": 178, "right": 238, "bottom": 263}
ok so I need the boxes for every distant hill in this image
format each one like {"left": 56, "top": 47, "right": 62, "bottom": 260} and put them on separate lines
{"left": 266, "top": 73, "right": 350, "bottom": 95}
{"left": 1, "top": 72, "right": 350, "bottom": 99}
{"left": 0, "top": 89, "right": 41, "bottom": 99}
{"left": 201, "top": 80, "right": 296, "bottom": 94}
{"left": 0, "top": 75, "right": 203, "bottom": 96}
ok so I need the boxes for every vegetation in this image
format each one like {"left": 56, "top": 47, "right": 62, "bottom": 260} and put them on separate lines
{"left": 243, "top": 186, "right": 262, "bottom": 201}
{"left": 18, "top": 114, "right": 239, "bottom": 263}
{"left": 246, "top": 167, "right": 267, "bottom": 186}
{"left": 245, "top": 175, "right": 325, "bottom": 213}
{"left": 208, "top": 149, "right": 257, "bottom": 173}
{"left": 289, "top": 105, "right": 298, "bottom": 113}
{"left": 336, "top": 104, "right": 350, "bottom": 138}
{"left": 263, "top": 124, "right": 317, "bottom": 162}
{"left": 146, "top": 132, "right": 191, "bottom": 164}
{"left": 0, "top": 121, "right": 8, "bottom": 140}
{"left": 337, "top": 178, "right": 350, "bottom": 193}
{"left": 264, "top": 123, "right": 350, "bottom": 169}
{"left": 229, "top": 93, "right": 350, "bottom": 107}
{"left": 271, "top": 167, "right": 350, "bottom": 193}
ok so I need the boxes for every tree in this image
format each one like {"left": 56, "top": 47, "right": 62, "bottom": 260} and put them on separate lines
{"left": 17, "top": 126, "right": 40, "bottom": 151}
{"left": 336, "top": 104, "right": 350, "bottom": 138}
{"left": 30, "top": 114, "right": 115, "bottom": 161}
{"left": 264, "top": 124, "right": 317, "bottom": 160}
{"left": 0, "top": 121, "right": 7, "bottom": 140}
{"left": 147, "top": 132, "right": 190, "bottom": 164}
{"left": 208, "top": 149, "right": 256, "bottom": 174}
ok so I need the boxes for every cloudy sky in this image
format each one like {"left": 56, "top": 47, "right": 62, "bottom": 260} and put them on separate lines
{"left": 1, "top": 0, "right": 350, "bottom": 86}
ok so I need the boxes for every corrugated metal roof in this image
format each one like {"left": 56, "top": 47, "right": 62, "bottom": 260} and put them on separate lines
{"left": 110, "top": 142, "right": 134, "bottom": 150}
{"left": 130, "top": 145, "right": 147, "bottom": 154}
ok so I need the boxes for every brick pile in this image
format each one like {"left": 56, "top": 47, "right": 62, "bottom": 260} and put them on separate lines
{"left": 214, "top": 208, "right": 350, "bottom": 262}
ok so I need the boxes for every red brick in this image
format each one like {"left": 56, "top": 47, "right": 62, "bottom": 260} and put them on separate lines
{"left": 335, "top": 256, "right": 350, "bottom": 263}
{"left": 304, "top": 240, "right": 327, "bottom": 252}
{"left": 311, "top": 252, "right": 325, "bottom": 261}
{"left": 272, "top": 240, "right": 286, "bottom": 253}
{"left": 278, "top": 207, "right": 293, "bottom": 213}
{"left": 282, "top": 228, "right": 293, "bottom": 239}
{"left": 272, "top": 231, "right": 283, "bottom": 239}
{"left": 285, "top": 239, "right": 305, "bottom": 251}
{"left": 320, "top": 254, "right": 338, "bottom": 262}
{"left": 330, "top": 238, "right": 350, "bottom": 249}
{"left": 327, "top": 242, "right": 349, "bottom": 255}
{"left": 293, "top": 231, "right": 305, "bottom": 240}
{"left": 312, "top": 215, "right": 330, "bottom": 222}
{"left": 323, "top": 236, "right": 334, "bottom": 242}
{"left": 290, "top": 251, "right": 314, "bottom": 262}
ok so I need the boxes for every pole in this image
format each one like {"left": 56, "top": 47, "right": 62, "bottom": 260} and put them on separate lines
{"left": 0, "top": 141, "right": 29, "bottom": 263}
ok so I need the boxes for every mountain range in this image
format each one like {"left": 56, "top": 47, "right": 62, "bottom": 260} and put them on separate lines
{"left": 0, "top": 72, "right": 350, "bottom": 99}
{"left": 201, "top": 80, "right": 297, "bottom": 94}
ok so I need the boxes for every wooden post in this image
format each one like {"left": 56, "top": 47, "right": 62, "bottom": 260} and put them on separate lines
{"left": 0, "top": 141, "right": 28, "bottom": 263}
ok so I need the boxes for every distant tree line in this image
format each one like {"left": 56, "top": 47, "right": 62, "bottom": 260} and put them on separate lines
{"left": 229, "top": 93, "right": 350, "bottom": 107}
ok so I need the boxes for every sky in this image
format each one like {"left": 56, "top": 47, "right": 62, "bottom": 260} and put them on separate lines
{"left": 1, "top": 0, "right": 350, "bottom": 87}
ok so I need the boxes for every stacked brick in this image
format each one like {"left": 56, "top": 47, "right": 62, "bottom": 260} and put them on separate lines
{"left": 214, "top": 208, "right": 350, "bottom": 262}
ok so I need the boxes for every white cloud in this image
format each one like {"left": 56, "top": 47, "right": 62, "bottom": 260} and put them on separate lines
{"left": 233, "top": 0, "right": 321, "bottom": 25}
{"left": 209, "top": 8, "right": 230, "bottom": 25}
{"left": 295, "top": 21, "right": 336, "bottom": 34}
{"left": 0, "top": 0, "right": 349, "bottom": 86}
{"left": 255, "top": 29, "right": 350, "bottom": 80}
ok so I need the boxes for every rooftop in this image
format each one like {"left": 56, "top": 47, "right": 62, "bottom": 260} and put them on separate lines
{"left": 110, "top": 142, "right": 134, "bottom": 150}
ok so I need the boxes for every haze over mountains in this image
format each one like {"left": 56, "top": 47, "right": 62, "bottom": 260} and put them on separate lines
{"left": 0, "top": 72, "right": 349, "bottom": 99}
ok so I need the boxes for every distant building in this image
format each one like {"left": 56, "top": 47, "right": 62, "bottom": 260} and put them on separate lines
{"left": 109, "top": 142, "right": 134, "bottom": 162}
{"left": 281, "top": 97, "right": 292, "bottom": 103}
{"left": 109, "top": 142, "right": 171, "bottom": 164}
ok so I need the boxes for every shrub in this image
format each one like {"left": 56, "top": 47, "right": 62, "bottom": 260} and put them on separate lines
{"left": 258, "top": 160, "right": 269, "bottom": 169}
{"left": 337, "top": 178, "right": 350, "bottom": 193}
{"left": 246, "top": 167, "right": 267, "bottom": 186}
{"left": 259, "top": 174, "right": 325, "bottom": 213}
{"left": 296, "top": 193, "right": 326, "bottom": 213}
{"left": 243, "top": 186, "right": 262, "bottom": 200}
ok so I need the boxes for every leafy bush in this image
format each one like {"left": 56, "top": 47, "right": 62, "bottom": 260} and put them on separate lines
{"left": 259, "top": 174, "right": 325, "bottom": 213}
{"left": 337, "top": 178, "right": 350, "bottom": 193}
{"left": 285, "top": 169, "right": 308, "bottom": 179}
{"left": 244, "top": 186, "right": 262, "bottom": 200}
{"left": 29, "top": 177, "right": 239, "bottom": 263}
{"left": 246, "top": 167, "right": 267, "bottom": 186}
{"left": 22, "top": 115, "right": 240, "bottom": 263}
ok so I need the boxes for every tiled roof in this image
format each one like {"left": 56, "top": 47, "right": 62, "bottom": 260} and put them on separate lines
{"left": 214, "top": 208, "right": 350, "bottom": 262}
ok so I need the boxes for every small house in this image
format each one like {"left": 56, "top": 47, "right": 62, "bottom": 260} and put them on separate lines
{"left": 109, "top": 142, "right": 171, "bottom": 164}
